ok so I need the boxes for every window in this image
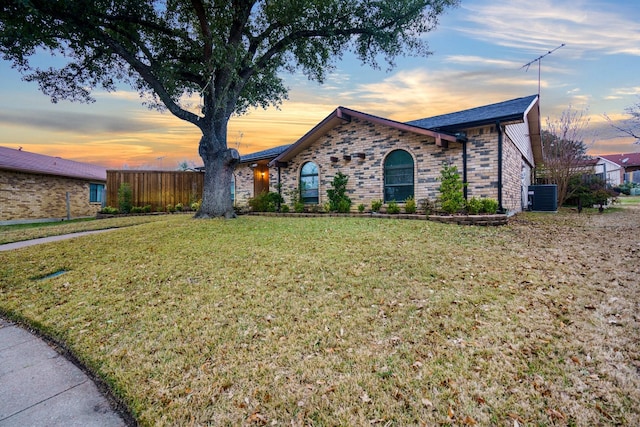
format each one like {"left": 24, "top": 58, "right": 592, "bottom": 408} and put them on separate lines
{"left": 89, "top": 183, "right": 105, "bottom": 203}
{"left": 300, "top": 162, "right": 319, "bottom": 203}
{"left": 384, "top": 150, "right": 414, "bottom": 202}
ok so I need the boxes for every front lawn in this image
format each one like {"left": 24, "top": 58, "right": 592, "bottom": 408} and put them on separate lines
{"left": 1, "top": 210, "right": 638, "bottom": 426}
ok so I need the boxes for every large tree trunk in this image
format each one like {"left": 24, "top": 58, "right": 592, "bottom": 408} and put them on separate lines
{"left": 194, "top": 132, "right": 240, "bottom": 219}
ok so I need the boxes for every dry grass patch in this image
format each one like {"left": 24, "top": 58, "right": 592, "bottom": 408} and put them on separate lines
{"left": 0, "top": 209, "right": 638, "bottom": 426}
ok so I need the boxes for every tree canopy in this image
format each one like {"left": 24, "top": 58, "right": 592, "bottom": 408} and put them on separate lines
{"left": 1, "top": 0, "right": 459, "bottom": 217}
{"left": 540, "top": 107, "right": 593, "bottom": 207}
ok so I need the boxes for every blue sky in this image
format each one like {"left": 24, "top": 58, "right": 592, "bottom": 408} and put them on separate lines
{"left": 0, "top": 0, "right": 638, "bottom": 168}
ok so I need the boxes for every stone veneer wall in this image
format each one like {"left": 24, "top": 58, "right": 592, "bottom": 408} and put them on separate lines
{"left": 234, "top": 119, "right": 529, "bottom": 214}
{"left": 233, "top": 163, "right": 255, "bottom": 207}
{"left": 274, "top": 117, "right": 465, "bottom": 210}
{"left": 464, "top": 125, "right": 499, "bottom": 201}
{"left": 0, "top": 170, "right": 102, "bottom": 222}
{"left": 501, "top": 132, "right": 525, "bottom": 213}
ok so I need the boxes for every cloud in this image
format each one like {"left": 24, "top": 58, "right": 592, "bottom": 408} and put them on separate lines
{"left": 0, "top": 108, "right": 153, "bottom": 135}
{"left": 459, "top": 0, "right": 640, "bottom": 56}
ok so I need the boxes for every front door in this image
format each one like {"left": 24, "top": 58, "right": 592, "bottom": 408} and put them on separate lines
{"left": 253, "top": 164, "right": 269, "bottom": 196}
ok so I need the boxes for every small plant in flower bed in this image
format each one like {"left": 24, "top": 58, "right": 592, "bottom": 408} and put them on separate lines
{"left": 404, "top": 196, "right": 417, "bottom": 214}
{"left": 420, "top": 198, "right": 435, "bottom": 215}
{"left": 386, "top": 201, "right": 400, "bottom": 214}
{"left": 481, "top": 198, "right": 499, "bottom": 214}
{"left": 466, "top": 197, "right": 483, "bottom": 215}
{"left": 248, "top": 191, "right": 284, "bottom": 212}
{"left": 191, "top": 201, "right": 200, "bottom": 211}
{"left": 166, "top": 204, "right": 176, "bottom": 213}
{"left": 99, "top": 206, "right": 119, "bottom": 214}
{"left": 175, "top": 203, "right": 183, "bottom": 212}
{"left": 371, "top": 199, "right": 383, "bottom": 212}
{"left": 358, "top": 203, "right": 366, "bottom": 213}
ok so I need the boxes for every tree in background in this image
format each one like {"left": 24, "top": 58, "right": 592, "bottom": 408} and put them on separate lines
{"left": 540, "top": 107, "right": 593, "bottom": 207}
{"left": 0, "top": 0, "right": 458, "bottom": 218}
{"left": 605, "top": 96, "right": 640, "bottom": 144}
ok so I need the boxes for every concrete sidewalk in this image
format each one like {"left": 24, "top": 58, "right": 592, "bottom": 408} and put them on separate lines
{"left": 0, "top": 229, "right": 114, "bottom": 252}
{"left": 0, "top": 317, "right": 128, "bottom": 426}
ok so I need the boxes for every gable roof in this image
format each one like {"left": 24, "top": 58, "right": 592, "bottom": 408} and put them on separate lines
{"left": 269, "top": 107, "right": 459, "bottom": 166}
{"left": 407, "top": 95, "right": 539, "bottom": 131}
{"left": 0, "top": 146, "right": 106, "bottom": 181}
{"left": 599, "top": 152, "right": 640, "bottom": 168}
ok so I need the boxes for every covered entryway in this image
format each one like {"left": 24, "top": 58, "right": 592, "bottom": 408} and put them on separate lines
{"left": 253, "top": 164, "right": 270, "bottom": 196}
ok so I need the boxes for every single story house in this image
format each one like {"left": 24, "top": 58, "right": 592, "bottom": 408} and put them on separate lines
{"left": 233, "top": 95, "right": 542, "bottom": 214}
{"left": 596, "top": 153, "right": 640, "bottom": 186}
{"left": 0, "top": 146, "right": 106, "bottom": 224}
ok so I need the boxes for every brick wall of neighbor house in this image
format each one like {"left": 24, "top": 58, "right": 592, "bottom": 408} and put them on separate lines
{"left": 273, "top": 117, "right": 464, "bottom": 210}
{"left": 0, "top": 170, "right": 101, "bottom": 222}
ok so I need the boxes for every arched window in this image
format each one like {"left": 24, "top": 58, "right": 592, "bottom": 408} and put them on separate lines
{"left": 384, "top": 150, "right": 414, "bottom": 202}
{"left": 300, "top": 162, "right": 319, "bottom": 203}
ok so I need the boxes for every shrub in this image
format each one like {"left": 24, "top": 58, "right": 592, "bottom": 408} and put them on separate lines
{"left": 438, "top": 163, "right": 466, "bottom": 214}
{"left": 117, "top": 183, "right": 133, "bottom": 214}
{"left": 166, "top": 204, "right": 176, "bottom": 213}
{"left": 130, "top": 206, "right": 144, "bottom": 214}
{"left": 288, "top": 187, "right": 305, "bottom": 213}
{"left": 99, "top": 206, "right": 119, "bottom": 214}
{"left": 191, "top": 201, "right": 200, "bottom": 211}
{"left": 281, "top": 204, "right": 290, "bottom": 213}
{"left": 480, "top": 198, "right": 499, "bottom": 214}
{"left": 371, "top": 199, "right": 383, "bottom": 212}
{"left": 387, "top": 201, "right": 400, "bottom": 214}
{"left": 466, "top": 197, "right": 483, "bottom": 215}
{"left": 358, "top": 203, "right": 366, "bottom": 213}
{"left": 175, "top": 203, "right": 183, "bottom": 212}
{"left": 327, "top": 172, "right": 352, "bottom": 213}
{"left": 404, "top": 196, "right": 416, "bottom": 214}
{"left": 142, "top": 205, "right": 152, "bottom": 213}
{"left": 248, "top": 191, "right": 284, "bottom": 212}
{"left": 419, "top": 198, "right": 435, "bottom": 215}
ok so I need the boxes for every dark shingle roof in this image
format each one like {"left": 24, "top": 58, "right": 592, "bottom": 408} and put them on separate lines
{"left": 0, "top": 146, "right": 106, "bottom": 181}
{"left": 407, "top": 95, "right": 538, "bottom": 132}
{"left": 240, "top": 144, "right": 292, "bottom": 163}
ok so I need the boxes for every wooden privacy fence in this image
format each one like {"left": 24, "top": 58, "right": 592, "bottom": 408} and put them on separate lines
{"left": 106, "top": 170, "right": 204, "bottom": 211}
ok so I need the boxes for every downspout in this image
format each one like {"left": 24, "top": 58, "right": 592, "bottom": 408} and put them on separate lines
{"left": 462, "top": 139, "right": 468, "bottom": 200}
{"left": 496, "top": 121, "right": 504, "bottom": 212}
{"left": 456, "top": 133, "right": 468, "bottom": 200}
{"left": 277, "top": 165, "right": 282, "bottom": 211}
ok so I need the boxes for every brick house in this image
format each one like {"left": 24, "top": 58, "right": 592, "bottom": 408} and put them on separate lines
{"left": 0, "top": 146, "right": 107, "bottom": 224}
{"left": 233, "top": 95, "right": 542, "bottom": 214}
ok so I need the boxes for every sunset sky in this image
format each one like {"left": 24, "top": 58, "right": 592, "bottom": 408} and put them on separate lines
{"left": 1, "top": 0, "right": 639, "bottom": 169}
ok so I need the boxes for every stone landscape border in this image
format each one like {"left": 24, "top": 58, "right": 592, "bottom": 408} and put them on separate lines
{"left": 250, "top": 212, "right": 509, "bottom": 225}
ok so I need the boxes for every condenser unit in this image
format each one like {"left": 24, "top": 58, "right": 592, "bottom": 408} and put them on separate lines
{"left": 528, "top": 185, "right": 558, "bottom": 212}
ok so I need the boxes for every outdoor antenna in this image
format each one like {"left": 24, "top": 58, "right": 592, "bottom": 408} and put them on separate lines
{"left": 521, "top": 43, "right": 565, "bottom": 96}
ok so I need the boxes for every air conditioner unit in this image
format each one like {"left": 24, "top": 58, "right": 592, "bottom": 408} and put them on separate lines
{"left": 528, "top": 185, "right": 557, "bottom": 212}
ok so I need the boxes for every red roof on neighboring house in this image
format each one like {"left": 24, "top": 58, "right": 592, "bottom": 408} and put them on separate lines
{"left": 599, "top": 152, "right": 640, "bottom": 167}
{"left": 0, "top": 146, "right": 106, "bottom": 181}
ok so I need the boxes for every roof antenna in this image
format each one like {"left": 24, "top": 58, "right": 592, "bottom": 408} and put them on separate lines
{"left": 521, "top": 43, "right": 565, "bottom": 96}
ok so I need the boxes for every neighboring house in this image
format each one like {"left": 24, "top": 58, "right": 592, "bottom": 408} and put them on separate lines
{"left": 0, "top": 146, "right": 107, "bottom": 224}
{"left": 596, "top": 153, "right": 640, "bottom": 186}
{"left": 233, "top": 95, "right": 542, "bottom": 214}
